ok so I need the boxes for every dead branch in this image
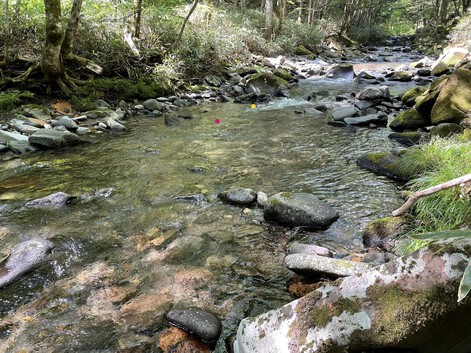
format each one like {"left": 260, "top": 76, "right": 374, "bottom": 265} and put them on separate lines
{"left": 392, "top": 173, "right": 471, "bottom": 217}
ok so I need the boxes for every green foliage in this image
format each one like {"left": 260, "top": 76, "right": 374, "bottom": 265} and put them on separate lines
{"left": 0, "top": 91, "right": 36, "bottom": 112}
{"left": 395, "top": 137, "right": 471, "bottom": 254}
{"left": 348, "top": 25, "right": 389, "bottom": 44}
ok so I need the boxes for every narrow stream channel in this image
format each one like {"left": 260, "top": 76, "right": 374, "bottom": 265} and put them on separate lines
{"left": 0, "top": 54, "right": 417, "bottom": 352}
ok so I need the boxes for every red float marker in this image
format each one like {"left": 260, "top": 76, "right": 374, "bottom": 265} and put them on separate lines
{"left": 215, "top": 118, "right": 221, "bottom": 124}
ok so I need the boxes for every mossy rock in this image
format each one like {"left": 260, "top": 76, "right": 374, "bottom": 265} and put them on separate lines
{"left": 401, "top": 86, "right": 427, "bottom": 104}
{"left": 356, "top": 152, "right": 408, "bottom": 181}
{"left": 388, "top": 108, "right": 430, "bottom": 132}
{"left": 430, "top": 123, "right": 463, "bottom": 137}
{"left": 246, "top": 72, "right": 289, "bottom": 96}
{"left": 273, "top": 68, "right": 293, "bottom": 82}
{"left": 462, "top": 128, "right": 471, "bottom": 140}
{"left": 0, "top": 91, "right": 36, "bottom": 112}
{"left": 388, "top": 131, "right": 425, "bottom": 147}
{"left": 415, "top": 75, "right": 449, "bottom": 116}
{"left": 431, "top": 68, "right": 471, "bottom": 124}
{"left": 363, "top": 216, "right": 407, "bottom": 250}
{"left": 431, "top": 61, "right": 449, "bottom": 76}
{"left": 294, "top": 45, "right": 313, "bottom": 56}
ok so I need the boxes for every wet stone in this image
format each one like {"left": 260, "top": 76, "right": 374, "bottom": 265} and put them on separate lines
{"left": 165, "top": 309, "right": 222, "bottom": 344}
{"left": 25, "top": 191, "right": 77, "bottom": 209}
{"left": 0, "top": 239, "right": 54, "bottom": 289}
{"left": 218, "top": 188, "right": 257, "bottom": 206}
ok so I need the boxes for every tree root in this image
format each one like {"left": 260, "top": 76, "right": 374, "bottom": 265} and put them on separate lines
{"left": 65, "top": 53, "right": 103, "bottom": 74}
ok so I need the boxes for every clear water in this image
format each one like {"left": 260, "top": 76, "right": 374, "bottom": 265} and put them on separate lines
{"left": 0, "top": 71, "right": 411, "bottom": 352}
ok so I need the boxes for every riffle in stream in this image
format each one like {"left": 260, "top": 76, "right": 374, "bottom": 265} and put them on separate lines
{"left": 0, "top": 70, "right": 412, "bottom": 352}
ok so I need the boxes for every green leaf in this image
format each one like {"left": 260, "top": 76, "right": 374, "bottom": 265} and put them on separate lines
{"left": 458, "top": 263, "right": 471, "bottom": 302}
{"left": 411, "top": 229, "right": 471, "bottom": 241}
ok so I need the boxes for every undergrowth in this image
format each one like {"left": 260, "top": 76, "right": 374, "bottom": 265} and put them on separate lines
{"left": 394, "top": 136, "right": 471, "bottom": 254}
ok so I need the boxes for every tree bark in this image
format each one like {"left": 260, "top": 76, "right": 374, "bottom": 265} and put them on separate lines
{"left": 264, "top": 0, "right": 273, "bottom": 39}
{"left": 438, "top": 0, "right": 450, "bottom": 24}
{"left": 62, "top": 0, "right": 83, "bottom": 57}
{"left": 174, "top": 0, "right": 199, "bottom": 46}
{"left": 41, "top": 0, "right": 68, "bottom": 94}
{"left": 392, "top": 173, "right": 471, "bottom": 217}
{"left": 132, "top": 0, "right": 143, "bottom": 39}
{"left": 0, "top": 0, "right": 10, "bottom": 69}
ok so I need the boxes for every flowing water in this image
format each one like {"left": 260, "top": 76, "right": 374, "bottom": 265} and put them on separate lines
{"left": 0, "top": 55, "right": 417, "bottom": 352}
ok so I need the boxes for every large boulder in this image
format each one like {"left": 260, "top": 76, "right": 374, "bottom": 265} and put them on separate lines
{"left": 415, "top": 75, "right": 449, "bottom": 116}
{"left": 431, "top": 68, "right": 471, "bottom": 124}
{"left": 432, "top": 47, "right": 470, "bottom": 71}
{"left": 326, "top": 63, "right": 355, "bottom": 79}
{"left": 388, "top": 108, "right": 429, "bottom": 132}
{"left": 246, "top": 72, "right": 289, "bottom": 96}
{"left": 29, "top": 129, "right": 80, "bottom": 148}
{"left": 264, "top": 192, "right": 339, "bottom": 229}
{"left": 233, "top": 237, "right": 471, "bottom": 353}
{"left": 0, "top": 239, "right": 54, "bottom": 288}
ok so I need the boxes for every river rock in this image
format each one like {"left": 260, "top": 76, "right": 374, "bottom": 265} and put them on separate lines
{"left": 430, "top": 123, "right": 463, "bottom": 137}
{"left": 25, "top": 192, "right": 77, "bottom": 209}
{"left": 388, "top": 131, "right": 424, "bottom": 147}
{"left": 165, "top": 309, "right": 222, "bottom": 344}
{"left": 389, "top": 70, "right": 413, "bottom": 81}
{"left": 0, "top": 130, "right": 29, "bottom": 144}
{"left": 142, "top": 99, "right": 164, "bottom": 111}
{"left": 29, "top": 129, "right": 80, "bottom": 148}
{"left": 218, "top": 188, "right": 257, "bottom": 206}
{"left": 0, "top": 143, "right": 8, "bottom": 153}
{"left": 159, "top": 327, "right": 212, "bottom": 353}
{"left": 0, "top": 239, "right": 54, "bottom": 289}
{"left": 433, "top": 47, "right": 470, "bottom": 70}
{"left": 11, "top": 122, "right": 40, "bottom": 135}
{"left": 326, "top": 63, "right": 355, "bottom": 79}
{"left": 8, "top": 140, "right": 36, "bottom": 154}
{"left": 363, "top": 216, "right": 407, "bottom": 250}
{"left": 287, "top": 242, "right": 333, "bottom": 258}
{"left": 57, "top": 116, "right": 78, "bottom": 131}
{"left": 357, "top": 87, "right": 383, "bottom": 101}
{"left": 388, "top": 108, "right": 429, "bottom": 132}
{"left": 431, "top": 68, "right": 471, "bottom": 125}
{"left": 233, "top": 237, "right": 471, "bottom": 353}
{"left": 22, "top": 105, "right": 52, "bottom": 121}
{"left": 246, "top": 72, "right": 289, "bottom": 96}
{"left": 431, "top": 61, "right": 449, "bottom": 76}
{"left": 356, "top": 152, "right": 406, "bottom": 181}
{"left": 415, "top": 75, "right": 449, "bottom": 116}
{"left": 285, "top": 253, "right": 373, "bottom": 278}
{"left": 105, "top": 117, "right": 127, "bottom": 131}
{"left": 331, "top": 105, "right": 359, "bottom": 121}
{"left": 264, "top": 192, "right": 339, "bottom": 229}
{"left": 344, "top": 114, "right": 385, "bottom": 126}
{"left": 256, "top": 191, "right": 268, "bottom": 207}
{"left": 402, "top": 86, "right": 427, "bottom": 104}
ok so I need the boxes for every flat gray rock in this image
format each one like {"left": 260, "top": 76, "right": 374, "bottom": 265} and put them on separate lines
{"left": 264, "top": 192, "right": 339, "bottom": 229}
{"left": 165, "top": 309, "right": 222, "bottom": 343}
{"left": 0, "top": 130, "right": 29, "bottom": 144}
{"left": 344, "top": 114, "right": 382, "bottom": 126}
{"left": 29, "top": 129, "right": 79, "bottom": 148}
{"left": 285, "top": 253, "right": 372, "bottom": 277}
{"left": 57, "top": 116, "right": 78, "bottom": 130}
{"left": 0, "top": 239, "right": 54, "bottom": 289}
{"left": 287, "top": 242, "right": 333, "bottom": 258}
{"left": 332, "top": 105, "right": 359, "bottom": 121}
{"left": 25, "top": 192, "right": 77, "bottom": 209}
{"left": 218, "top": 188, "right": 257, "bottom": 206}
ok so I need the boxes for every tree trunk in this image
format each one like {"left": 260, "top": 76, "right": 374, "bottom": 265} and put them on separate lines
{"left": 438, "top": 0, "right": 450, "bottom": 24}
{"left": 132, "top": 0, "right": 143, "bottom": 39}
{"left": 62, "top": 0, "right": 83, "bottom": 57}
{"left": 275, "top": 0, "right": 286, "bottom": 35}
{"left": 1, "top": 0, "right": 10, "bottom": 68}
{"left": 264, "top": 0, "right": 273, "bottom": 39}
{"left": 174, "top": 0, "right": 199, "bottom": 46}
{"left": 41, "top": 0, "right": 68, "bottom": 94}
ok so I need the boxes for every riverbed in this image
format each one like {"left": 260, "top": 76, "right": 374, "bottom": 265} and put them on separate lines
{"left": 0, "top": 53, "right": 416, "bottom": 352}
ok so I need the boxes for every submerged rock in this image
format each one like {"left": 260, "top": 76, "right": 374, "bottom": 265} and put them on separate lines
{"left": 264, "top": 192, "right": 339, "bottom": 229}
{"left": 233, "top": 237, "right": 471, "bottom": 353}
{"left": 165, "top": 309, "right": 222, "bottom": 344}
{"left": 388, "top": 131, "right": 425, "bottom": 147}
{"left": 0, "top": 239, "right": 54, "bottom": 289}
{"left": 356, "top": 152, "right": 406, "bottom": 181}
{"left": 218, "top": 188, "right": 257, "bottom": 206}
{"left": 25, "top": 192, "right": 77, "bottom": 209}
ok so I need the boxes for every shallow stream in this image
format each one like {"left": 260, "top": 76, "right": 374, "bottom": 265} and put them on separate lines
{"left": 0, "top": 55, "right": 417, "bottom": 352}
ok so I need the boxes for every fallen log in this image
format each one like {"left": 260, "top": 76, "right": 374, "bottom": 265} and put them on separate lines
{"left": 392, "top": 173, "right": 471, "bottom": 217}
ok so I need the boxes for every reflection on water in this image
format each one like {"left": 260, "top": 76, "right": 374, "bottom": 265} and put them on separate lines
{"left": 0, "top": 76, "right": 406, "bottom": 351}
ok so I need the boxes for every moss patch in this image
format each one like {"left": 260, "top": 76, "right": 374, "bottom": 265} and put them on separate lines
{"left": 308, "top": 297, "right": 362, "bottom": 328}
{"left": 389, "top": 108, "right": 430, "bottom": 132}
{"left": 402, "top": 86, "right": 427, "bottom": 103}
{"left": 0, "top": 91, "right": 36, "bottom": 112}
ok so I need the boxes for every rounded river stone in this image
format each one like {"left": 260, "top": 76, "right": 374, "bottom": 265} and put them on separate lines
{"left": 165, "top": 309, "right": 222, "bottom": 344}
{"left": 218, "top": 188, "right": 257, "bottom": 205}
